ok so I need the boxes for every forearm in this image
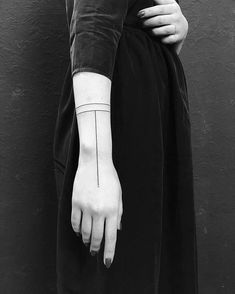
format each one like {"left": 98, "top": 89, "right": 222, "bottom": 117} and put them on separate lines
{"left": 73, "top": 72, "right": 113, "bottom": 165}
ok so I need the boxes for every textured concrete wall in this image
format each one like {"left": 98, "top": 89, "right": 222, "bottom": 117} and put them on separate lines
{"left": 0, "top": 1, "right": 68, "bottom": 293}
{"left": 181, "top": 0, "right": 235, "bottom": 293}
{"left": 0, "top": 0, "right": 234, "bottom": 293}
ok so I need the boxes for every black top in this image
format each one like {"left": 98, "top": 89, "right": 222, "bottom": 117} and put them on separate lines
{"left": 54, "top": 1, "right": 198, "bottom": 293}
{"left": 65, "top": 0, "right": 179, "bottom": 81}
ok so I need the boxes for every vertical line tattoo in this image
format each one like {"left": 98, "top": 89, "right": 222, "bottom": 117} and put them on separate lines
{"left": 75, "top": 103, "right": 111, "bottom": 188}
{"left": 94, "top": 111, "right": 100, "bottom": 187}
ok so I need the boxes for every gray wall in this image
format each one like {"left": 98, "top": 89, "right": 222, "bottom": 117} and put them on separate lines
{"left": 181, "top": 0, "right": 235, "bottom": 293}
{"left": 0, "top": 0, "right": 234, "bottom": 293}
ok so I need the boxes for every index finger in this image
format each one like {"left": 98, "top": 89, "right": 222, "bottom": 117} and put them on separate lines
{"left": 103, "top": 215, "right": 118, "bottom": 268}
{"left": 137, "top": 4, "right": 175, "bottom": 19}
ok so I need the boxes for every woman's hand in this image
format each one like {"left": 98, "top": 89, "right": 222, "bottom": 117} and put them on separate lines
{"left": 137, "top": 0, "right": 188, "bottom": 54}
{"left": 71, "top": 154, "right": 122, "bottom": 269}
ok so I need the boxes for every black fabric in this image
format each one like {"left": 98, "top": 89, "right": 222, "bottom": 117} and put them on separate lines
{"left": 66, "top": 0, "right": 129, "bottom": 80}
{"left": 53, "top": 0, "right": 198, "bottom": 293}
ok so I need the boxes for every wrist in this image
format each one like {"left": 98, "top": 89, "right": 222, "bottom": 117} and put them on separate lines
{"left": 79, "top": 143, "right": 113, "bottom": 164}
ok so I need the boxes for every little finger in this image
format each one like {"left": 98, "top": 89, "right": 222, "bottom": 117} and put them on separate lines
{"left": 161, "top": 33, "right": 179, "bottom": 44}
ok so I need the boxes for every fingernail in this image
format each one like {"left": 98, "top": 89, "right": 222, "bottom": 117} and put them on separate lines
{"left": 137, "top": 10, "right": 145, "bottom": 17}
{"left": 105, "top": 258, "right": 112, "bottom": 268}
{"left": 90, "top": 250, "right": 98, "bottom": 256}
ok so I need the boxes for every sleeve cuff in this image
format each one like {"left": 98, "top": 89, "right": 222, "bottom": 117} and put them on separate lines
{"left": 71, "top": 66, "right": 113, "bottom": 81}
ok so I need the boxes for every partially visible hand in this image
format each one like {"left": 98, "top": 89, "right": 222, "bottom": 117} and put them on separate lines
{"left": 137, "top": 0, "right": 188, "bottom": 54}
{"left": 71, "top": 157, "right": 123, "bottom": 268}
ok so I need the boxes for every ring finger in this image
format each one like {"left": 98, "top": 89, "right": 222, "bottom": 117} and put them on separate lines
{"left": 81, "top": 211, "right": 92, "bottom": 246}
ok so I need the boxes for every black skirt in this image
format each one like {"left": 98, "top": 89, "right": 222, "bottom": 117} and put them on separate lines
{"left": 53, "top": 24, "right": 198, "bottom": 294}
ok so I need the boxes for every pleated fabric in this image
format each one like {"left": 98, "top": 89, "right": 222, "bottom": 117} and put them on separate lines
{"left": 53, "top": 23, "right": 198, "bottom": 294}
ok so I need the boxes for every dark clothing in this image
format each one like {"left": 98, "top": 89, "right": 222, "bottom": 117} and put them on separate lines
{"left": 53, "top": 0, "right": 198, "bottom": 293}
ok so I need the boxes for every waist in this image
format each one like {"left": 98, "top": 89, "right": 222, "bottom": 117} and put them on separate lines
{"left": 122, "top": 22, "right": 163, "bottom": 45}
{"left": 123, "top": 22, "right": 145, "bottom": 32}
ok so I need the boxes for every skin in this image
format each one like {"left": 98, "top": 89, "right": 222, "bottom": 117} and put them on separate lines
{"left": 71, "top": 73, "right": 122, "bottom": 268}
{"left": 71, "top": 0, "right": 189, "bottom": 269}
{"left": 137, "top": 0, "right": 189, "bottom": 54}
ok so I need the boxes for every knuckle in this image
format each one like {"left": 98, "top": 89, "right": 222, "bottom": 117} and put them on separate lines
{"left": 172, "top": 2, "right": 179, "bottom": 10}
{"left": 71, "top": 222, "right": 79, "bottom": 232}
{"left": 172, "top": 13, "right": 178, "bottom": 22}
{"left": 71, "top": 224, "right": 78, "bottom": 231}
{"left": 105, "top": 248, "right": 114, "bottom": 256}
{"left": 71, "top": 218, "right": 77, "bottom": 226}
{"left": 104, "top": 204, "right": 117, "bottom": 215}
{"left": 72, "top": 198, "right": 81, "bottom": 208}
{"left": 104, "top": 250, "right": 114, "bottom": 261}
{"left": 91, "top": 205, "right": 103, "bottom": 216}
{"left": 147, "top": 7, "right": 153, "bottom": 15}
{"left": 165, "top": 27, "right": 172, "bottom": 35}
{"left": 158, "top": 16, "right": 164, "bottom": 25}
{"left": 91, "top": 246, "right": 100, "bottom": 252}
{"left": 158, "top": 7, "right": 164, "bottom": 14}
{"left": 92, "top": 236, "right": 101, "bottom": 244}
{"left": 91, "top": 237, "right": 101, "bottom": 246}
{"left": 71, "top": 216, "right": 79, "bottom": 228}
{"left": 71, "top": 213, "right": 76, "bottom": 222}
{"left": 82, "top": 229, "right": 90, "bottom": 238}
{"left": 107, "top": 234, "right": 117, "bottom": 243}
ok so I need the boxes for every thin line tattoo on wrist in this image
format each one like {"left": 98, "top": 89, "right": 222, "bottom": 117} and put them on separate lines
{"left": 94, "top": 111, "right": 99, "bottom": 187}
{"left": 75, "top": 102, "right": 111, "bottom": 187}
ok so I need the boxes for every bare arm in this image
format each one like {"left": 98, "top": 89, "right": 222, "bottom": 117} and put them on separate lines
{"left": 73, "top": 73, "right": 112, "bottom": 164}
{"left": 66, "top": 0, "right": 128, "bottom": 268}
{"left": 72, "top": 71, "right": 122, "bottom": 268}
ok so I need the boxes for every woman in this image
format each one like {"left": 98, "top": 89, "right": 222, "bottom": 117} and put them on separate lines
{"left": 53, "top": 0, "right": 198, "bottom": 293}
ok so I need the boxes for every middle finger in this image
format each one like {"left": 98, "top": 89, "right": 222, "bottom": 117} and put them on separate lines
{"left": 142, "top": 14, "right": 174, "bottom": 28}
{"left": 90, "top": 215, "right": 104, "bottom": 255}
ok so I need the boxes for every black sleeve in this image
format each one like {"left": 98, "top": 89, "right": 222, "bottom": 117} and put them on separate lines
{"left": 66, "top": 0, "right": 129, "bottom": 81}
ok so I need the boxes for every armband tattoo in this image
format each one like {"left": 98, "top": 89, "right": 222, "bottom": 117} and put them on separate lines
{"left": 75, "top": 103, "right": 111, "bottom": 187}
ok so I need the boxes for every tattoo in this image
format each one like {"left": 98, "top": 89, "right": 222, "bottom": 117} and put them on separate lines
{"left": 94, "top": 111, "right": 99, "bottom": 187}
{"left": 75, "top": 102, "right": 111, "bottom": 187}
{"left": 76, "top": 102, "right": 110, "bottom": 110}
